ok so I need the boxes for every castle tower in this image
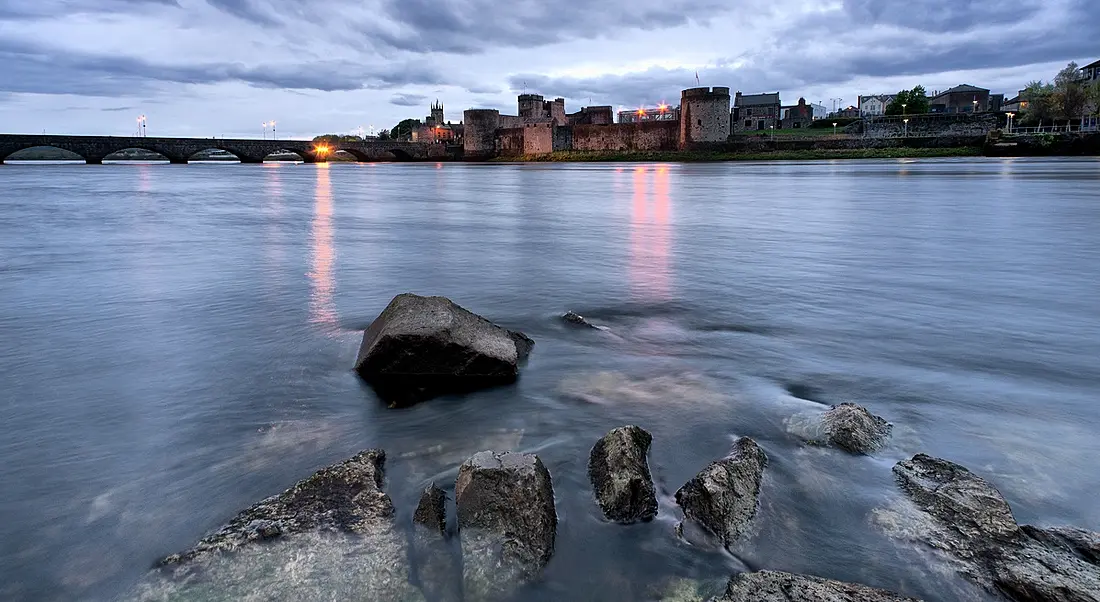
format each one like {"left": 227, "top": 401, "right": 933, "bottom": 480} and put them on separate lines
{"left": 679, "top": 87, "right": 731, "bottom": 149}
{"left": 430, "top": 100, "right": 444, "bottom": 126}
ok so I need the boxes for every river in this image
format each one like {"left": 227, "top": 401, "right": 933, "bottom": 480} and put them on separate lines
{"left": 1, "top": 158, "right": 1098, "bottom": 601}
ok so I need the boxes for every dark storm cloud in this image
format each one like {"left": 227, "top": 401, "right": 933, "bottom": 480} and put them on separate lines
{"left": 840, "top": 0, "right": 1041, "bottom": 32}
{"left": 390, "top": 93, "right": 427, "bottom": 106}
{"left": 0, "top": 39, "right": 446, "bottom": 96}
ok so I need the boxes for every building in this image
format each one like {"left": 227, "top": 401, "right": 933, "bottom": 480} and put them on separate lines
{"left": 518, "top": 94, "right": 567, "bottom": 126}
{"left": 567, "top": 106, "right": 614, "bottom": 125}
{"left": 732, "top": 92, "right": 781, "bottom": 132}
{"left": 858, "top": 94, "right": 896, "bottom": 116}
{"left": 411, "top": 100, "right": 463, "bottom": 143}
{"left": 617, "top": 104, "right": 680, "bottom": 123}
{"left": 929, "top": 85, "right": 991, "bottom": 113}
{"left": 811, "top": 103, "right": 828, "bottom": 119}
{"left": 780, "top": 97, "right": 814, "bottom": 129}
{"left": 835, "top": 106, "right": 860, "bottom": 118}
{"left": 1082, "top": 59, "right": 1100, "bottom": 82}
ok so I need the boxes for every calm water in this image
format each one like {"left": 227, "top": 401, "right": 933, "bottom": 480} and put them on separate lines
{"left": 1, "top": 158, "right": 1099, "bottom": 602}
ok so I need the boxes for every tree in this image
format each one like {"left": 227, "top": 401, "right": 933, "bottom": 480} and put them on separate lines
{"left": 376, "top": 129, "right": 391, "bottom": 140}
{"left": 1020, "top": 80, "right": 1055, "bottom": 126}
{"left": 1088, "top": 81, "right": 1100, "bottom": 118}
{"left": 885, "top": 86, "right": 930, "bottom": 115}
{"left": 1052, "top": 62, "right": 1087, "bottom": 121}
{"left": 390, "top": 119, "right": 422, "bottom": 141}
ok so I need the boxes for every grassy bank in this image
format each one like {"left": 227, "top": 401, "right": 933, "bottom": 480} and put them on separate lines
{"left": 496, "top": 146, "right": 983, "bottom": 163}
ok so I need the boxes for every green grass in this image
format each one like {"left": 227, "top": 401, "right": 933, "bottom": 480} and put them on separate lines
{"left": 497, "top": 146, "right": 983, "bottom": 163}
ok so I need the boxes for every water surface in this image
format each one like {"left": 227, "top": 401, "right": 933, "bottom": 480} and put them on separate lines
{"left": 1, "top": 158, "right": 1099, "bottom": 601}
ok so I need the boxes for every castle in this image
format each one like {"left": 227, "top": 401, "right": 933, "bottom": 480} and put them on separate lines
{"left": 411, "top": 100, "right": 462, "bottom": 143}
{"left": 464, "top": 87, "right": 731, "bottom": 158}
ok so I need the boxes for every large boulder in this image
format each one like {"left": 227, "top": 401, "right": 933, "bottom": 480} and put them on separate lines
{"left": 675, "top": 437, "right": 768, "bottom": 547}
{"left": 887, "top": 454, "right": 1100, "bottom": 602}
{"left": 455, "top": 451, "right": 557, "bottom": 601}
{"left": 145, "top": 450, "right": 424, "bottom": 601}
{"left": 821, "top": 403, "right": 892, "bottom": 454}
{"left": 354, "top": 294, "right": 534, "bottom": 405}
{"left": 588, "top": 425, "right": 658, "bottom": 523}
{"left": 714, "top": 570, "right": 923, "bottom": 602}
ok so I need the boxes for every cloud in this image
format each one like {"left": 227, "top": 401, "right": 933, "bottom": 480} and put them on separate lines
{"left": 0, "top": 39, "right": 446, "bottom": 96}
{"left": 0, "top": 0, "right": 178, "bottom": 19}
{"left": 390, "top": 93, "right": 427, "bottom": 106}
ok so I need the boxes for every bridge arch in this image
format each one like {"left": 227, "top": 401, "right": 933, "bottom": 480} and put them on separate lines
{"left": 185, "top": 147, "right": 243, "bottom": 163}
{"left": 102, "top": 146, "right": 176, "bottom": 163}
{"left": 2, "top": 145, "right": 86, "bottom": 163}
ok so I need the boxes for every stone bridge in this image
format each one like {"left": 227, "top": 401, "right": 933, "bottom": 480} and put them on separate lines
{"left": 0, "top": 134, "right": 451, "bottom": 163}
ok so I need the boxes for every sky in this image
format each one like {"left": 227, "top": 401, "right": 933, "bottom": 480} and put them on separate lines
{"left": 0, "top": 0, "right": 1096, "bottom": 139}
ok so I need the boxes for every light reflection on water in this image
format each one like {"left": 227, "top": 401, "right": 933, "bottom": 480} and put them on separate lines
{"left": 0, "top": 158, "right": 1098, "bottom": 602}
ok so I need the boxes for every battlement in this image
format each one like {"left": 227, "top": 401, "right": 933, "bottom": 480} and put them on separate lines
{"left": 682, "top": 87, "right": 731, "bottom": 98}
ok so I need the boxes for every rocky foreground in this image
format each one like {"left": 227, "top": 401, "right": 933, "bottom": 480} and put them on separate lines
{"left": 138, "top": 295, "right": 1098, "bottom": 602}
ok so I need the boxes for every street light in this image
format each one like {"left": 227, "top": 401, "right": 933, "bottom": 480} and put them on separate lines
{"left": 1006, "top": 112, "right": 1015, "bottom": 134}
{"left": 903, "top": 118, "right": 909, "bottom": 137}
{"left": 832, "top": 122, "right": 838, "bottom": 135}
{"left": 902, "top": 103, "right": 907, "bottom": 116}
{"left": 271, "top": 120, "right": 276, "bottom": 140}
{"left": 262, "top": 122, "right": 268, "bottom": 140}
{"left": 973, "top": 99, "right": 979, "bottom": 113}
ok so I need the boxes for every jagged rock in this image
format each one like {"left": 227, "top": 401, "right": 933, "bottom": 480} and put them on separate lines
{"left": 889, "top": 454, "right": 1100, "bottom": 602}
{"left": 588, "top": 425, "right": 658, "bottom": 523}
{"left": 149, "top": 449, "right": 424, "bottom": 600}
{"left": 354, "top": 294, "right": 534, "bottom": 406}
{"left": 675, "top": 437, "right": 767, "bottom": 547}
{"left": 714, "top": 570, "right": 922, "bottom": 601}
{"left": 413, "top": 483, "right": 448, "bottom": 535}
{"left": 455, "top": 451, "right": 557, "bottom": 601}
{"left": 821, "top": 403, "right": 892, "bottom": 454}
{"left": 562, "top": 311, "right": 599, "bottom": 329}
{"left": 411, "top": 484, "right": 461, "bottom": 602}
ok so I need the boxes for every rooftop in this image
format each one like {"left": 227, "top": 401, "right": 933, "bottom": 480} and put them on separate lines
{"left": 934, "top": 84, "right": 989, "bottom": 97}
{"left": 735, "top": 92, "right": 780, "bottom": 106}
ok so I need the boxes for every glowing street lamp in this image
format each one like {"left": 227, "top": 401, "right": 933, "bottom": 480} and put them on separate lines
{"left": 832, "top": 122, "right": 838, "bottom": 135}
{"left": 903, "top": 118, "right": 910, "bottom": 137}
{"left": 271, "top": 120, "right": 277, "bottom": 140}
{"left": 262, "top": 122, "right": 269, "bottom": 140}
{"left": 1006, "top": 112, "right": 1015, "bottom": 133}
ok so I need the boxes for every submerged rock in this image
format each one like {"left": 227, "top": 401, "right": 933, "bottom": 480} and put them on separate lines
{"left": 715, "top": 570, "right": 922, "bottom": 602}
{"left": 821, "top": 403, "right": 892, "bottom": 454}
{"left": 888, "top": 454, "right": 1100, "bottom": 602}
{"left": 149, "top": 449, "right": 423, "bottom": 600}
{"left": 675, "top": 437, "right": 767, "bottom": 547}
{"left": 455, "top": 451, "right": 557, "bottom": 601}
{"left": 354, "top": 294, "right": 534, "bottom": 406}
{"left": 588, "top": 425, "right": 658, "bottom": 523}
{"left": 562, "top": 311, "right": 599, "bottom": 329}
{"left": 411, "top": 484, "right": 461, "bottom": 602}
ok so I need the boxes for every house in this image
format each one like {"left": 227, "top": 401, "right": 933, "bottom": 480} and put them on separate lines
{"left": 732, "top": 92, "right": 781, "bottom": 132}
{"left": 780, "top": 97, "right": 814, "bottom": 129}
{"left": 858, "top": 94, "right": 896, "bottom": 116}
{"left": 811, "top": 103, "right": 828, "bottom": 119}
{"left": 1083, "top": 59, "right": 1100, "bottom": 82}
{"left": 1002, "top": 89, "right": 1029, "bottom": 114}
{"left": 929, "top": 85, "right": 990, "bottom": 113}
{"left": 835, "top": 106, "right": 860, "bottom": 118}
{"left": 411, "top": 100, "right": 462, "bottom": 142}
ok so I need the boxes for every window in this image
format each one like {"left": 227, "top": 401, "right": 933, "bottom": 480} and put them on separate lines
{"left": 745, "top": 120, "right": 752, "bottom": 128}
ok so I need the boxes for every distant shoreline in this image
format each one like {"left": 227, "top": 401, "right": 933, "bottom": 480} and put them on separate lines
{"left": 491, "top": 147, "right": 984, "bottom": 163}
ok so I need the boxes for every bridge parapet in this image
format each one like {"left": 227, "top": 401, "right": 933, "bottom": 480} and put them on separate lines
{"left": 0, "top": 134, "right": 439, "bottom": 163}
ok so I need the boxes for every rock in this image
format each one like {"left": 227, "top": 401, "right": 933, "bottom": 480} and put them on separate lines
{"left": 150, "top": 449, "right": 424, "bottom": 600}
{"left": 455, "top": 451, "right": 557, "bottom": 601}
{"left": 562, "top": 311, "right": 599, "bottom": 329}
{"left": 821, "top": 403, "right": 892, "bottom": 454}
{"left": 413, "top": 483, "right": 448, "bottom": 535}
{"left": 354, "top": 294, "right": 534, "bottom": 405}
{"left": 889, "top": 454, "right": 1100, "bottom": 602}
{"left": 411, "top": 484, "right": 462, "bottom": 602}
{"left": 714, "top": 570, "right": 922, "bottom": 601}
{"left": 675, "top": 437, "right": 767, "bottom": 547}
{"left": 587, "top": 425, "right": 658, "bottom": 523}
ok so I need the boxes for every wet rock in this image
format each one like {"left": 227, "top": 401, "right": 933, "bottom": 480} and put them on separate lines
{"left": 562, "top": 311, "right": 599, "bottom": 329}
{"left": 714, "top": 570, "right": 922, "bottom": 601}
{"left": 588, "top": 425, "right": 658, "bottom": 523}
{"left": 354, "top": 294, "right": 534, "bottom": 406}
{"left": 675, "top": 437, "right": 767, "bottom": 547}
{"left": 455, "top": 451, "right": 557, "bottom": 601}
{"left": 151, "top": 449, "right": 424, "bottom": 600}
{"left": 821, "top": 403, "right": 892, "bottom": 454}
{"left": 411, "top": 484, "right": 462, "bottom": 602}
{"left": 889, "top": 454, "right": 1100, "bottom": 602}
{"left": 413, "top": 483, "right": 448, "bottom": 535}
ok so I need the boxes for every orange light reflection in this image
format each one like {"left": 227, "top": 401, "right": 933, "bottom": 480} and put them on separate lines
{"left": 629, "top": 165, "right": 672, "bottom": 300}
{"left": 308, "top": 163, "right": 338, "bottom": 330}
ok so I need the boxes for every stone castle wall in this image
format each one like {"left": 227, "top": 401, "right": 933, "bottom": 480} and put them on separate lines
{"left": 858, "top": 113, "right": 999, "bottom": 138}
{"left": 680, "top": 87, "right": 731, "bottom": 148}
{"left": 462, "top": 109, "right": 501, "bottom": 159}
{"left": 572, "top": 121, "right": 679, "bottom": 152}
